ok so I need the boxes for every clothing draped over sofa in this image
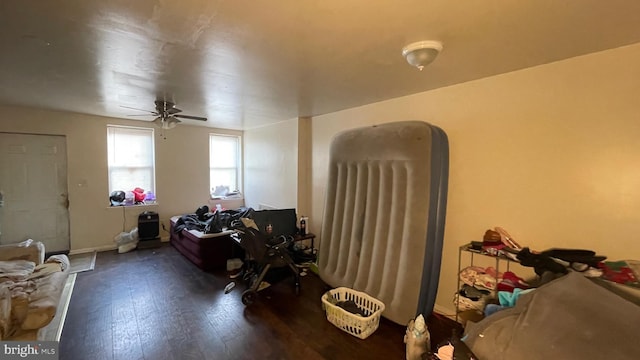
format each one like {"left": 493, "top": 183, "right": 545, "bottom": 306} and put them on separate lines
{"left": 0, "top": 239, "right": 70, "bottom": 340}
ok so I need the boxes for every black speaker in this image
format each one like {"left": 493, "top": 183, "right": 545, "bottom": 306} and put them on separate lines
{"left": 138, "top": 211, "right": 159, "bottom": 240}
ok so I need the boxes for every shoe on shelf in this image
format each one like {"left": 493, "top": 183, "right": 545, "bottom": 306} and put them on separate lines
{"left": 454, "top": 291, "right": 488, "bottom": 313}
{"left": 496, "top": 271, "right": 530, "bottom": 292}
{"left": 494, "top": 227, "right": 522, "bottom": 250}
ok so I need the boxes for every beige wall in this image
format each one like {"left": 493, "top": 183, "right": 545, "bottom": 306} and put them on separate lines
{"left": 310, "top": 43, "right": 640, "bottom": 315}
{"left": 0, "top": 106, "right": 241, "bottom": 253}
{"left": 243, "top": 119, "right": 299, "bottom": 210}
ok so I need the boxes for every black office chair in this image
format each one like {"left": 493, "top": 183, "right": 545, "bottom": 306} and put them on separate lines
{"left": 231, "top": 226, "right": 300, "bottom": 305}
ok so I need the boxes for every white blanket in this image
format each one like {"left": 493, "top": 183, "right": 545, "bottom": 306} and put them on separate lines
{"left": 0, "top": 260, "right": 35, "bottom": 282}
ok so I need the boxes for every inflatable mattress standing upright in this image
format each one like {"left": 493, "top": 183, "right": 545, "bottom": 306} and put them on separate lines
{"left": 318, "top": 121, "right": 449, "bottom": 324}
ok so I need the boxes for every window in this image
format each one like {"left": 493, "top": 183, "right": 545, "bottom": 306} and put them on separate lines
{"left": 107, "top": 125, "right": 155, "bottom": 197}
{"left": 209, "top": 134, "right": 241, "bottom": 198}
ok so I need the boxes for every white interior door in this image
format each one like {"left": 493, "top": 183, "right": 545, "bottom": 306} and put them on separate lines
{"left": 0, "top": 133, "right": 70, "bottom": 252}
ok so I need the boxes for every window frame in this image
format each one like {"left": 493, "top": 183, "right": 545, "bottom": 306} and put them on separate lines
{"left": 106, "top": 125, "right": 156, "bottom": 200}
{"left": 209, "top": 133, "right": 242, "bottom": 199}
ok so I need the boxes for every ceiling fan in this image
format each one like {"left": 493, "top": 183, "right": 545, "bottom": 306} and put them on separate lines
{"left": 122, "top": 100, "right": 207, "bottom": 129}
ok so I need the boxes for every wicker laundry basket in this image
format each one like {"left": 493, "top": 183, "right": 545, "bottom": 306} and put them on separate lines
{"left": 321, "top": 287, "right": 385, "bottom": 339}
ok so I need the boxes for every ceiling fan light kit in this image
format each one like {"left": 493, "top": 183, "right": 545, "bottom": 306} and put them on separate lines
{"left": 153, "top": 116, "right": 181, "bottom": 130}
{"left": 402, "top": 40, "right": 443, "bottom": 71}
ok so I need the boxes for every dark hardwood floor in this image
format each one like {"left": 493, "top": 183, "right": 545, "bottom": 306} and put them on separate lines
{"left": 59, "top": 244, "right": 460, "bottom": 360}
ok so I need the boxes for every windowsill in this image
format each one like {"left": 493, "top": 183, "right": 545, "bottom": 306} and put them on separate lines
{"left": 209, "top": 197, "right": 244, "bottom": 201}
{"left": 106, "top": 203, "right": 159, "bottom": 210}
{"left": 208, "top": 197, "right": 245, "bottom": 209}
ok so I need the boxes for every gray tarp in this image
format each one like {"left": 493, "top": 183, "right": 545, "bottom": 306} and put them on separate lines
{"left": 464, "top": 272, "right": 640, "bottom": 360}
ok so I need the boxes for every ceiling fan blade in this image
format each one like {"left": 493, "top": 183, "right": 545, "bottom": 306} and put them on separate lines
{"left": 167, "top": 107, "right": 182, "bottom": 115}
{"left": 120, "top": 105, "right": 156, "bottom": 114}
{"left": 174, "top": 114, "right": 207, "bottom": 121}
{"left": 126, "top": 114, "right": 155, "bottom": 117}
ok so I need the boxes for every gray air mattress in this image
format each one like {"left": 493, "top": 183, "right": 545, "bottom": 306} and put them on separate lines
{"left": 318, "top": 121, "right": 449, "bottom": 324}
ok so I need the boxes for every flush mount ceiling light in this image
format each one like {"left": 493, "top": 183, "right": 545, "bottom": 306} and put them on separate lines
{"left": 402, "top": 40, "right": 443, "bottom": 71}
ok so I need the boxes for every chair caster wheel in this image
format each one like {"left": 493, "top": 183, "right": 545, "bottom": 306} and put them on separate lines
{"left": 242, "top": 289, "right": 257, "bottom": 305}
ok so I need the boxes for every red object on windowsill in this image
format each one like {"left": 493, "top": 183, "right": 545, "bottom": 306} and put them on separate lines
{"left": 133, "top": 187, "right": 145, "bottom": 202}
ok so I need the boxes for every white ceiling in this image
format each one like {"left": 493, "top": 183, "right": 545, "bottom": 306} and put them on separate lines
{"left": 1, "top": 1, "right": 640, "bottom": 130}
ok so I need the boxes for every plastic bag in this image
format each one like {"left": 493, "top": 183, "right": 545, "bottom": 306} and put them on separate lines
{"left": 405, "top": 314, "right": 430, "bottom": 360}
{"left": 114, "top": 227, "right": 139, "bottom": 253}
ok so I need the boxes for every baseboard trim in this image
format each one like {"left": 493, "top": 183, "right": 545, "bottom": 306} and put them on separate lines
{"left": 70, "top": 238, "right": 172, "bottom": 255}
{"left": 69, "top": 244, "right": 117, "bottom": 255}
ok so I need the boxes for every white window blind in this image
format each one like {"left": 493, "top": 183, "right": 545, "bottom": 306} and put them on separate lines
{"left": 107, "top": 126, "right": 155, "bottom": 195}
{"left": 209, "top": 134, "right": 241, "bottom": 197}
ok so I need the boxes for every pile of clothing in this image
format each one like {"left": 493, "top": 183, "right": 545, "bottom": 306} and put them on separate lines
{"left": 455, "top": 266, "right": 531, "bottom": 315}
{"left": 480, "top": 227, "right": 607, "bottom": 278}
{"left": 173, "top": 206, "right": 253, "bottom": 234}
{"left": 456, "top": 227, "right": 610, "bottom": 321}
